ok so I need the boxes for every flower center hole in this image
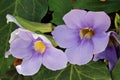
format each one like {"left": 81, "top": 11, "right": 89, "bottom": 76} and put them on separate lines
{"left": 80, "top": 28, "right": 95, "bottom": 39}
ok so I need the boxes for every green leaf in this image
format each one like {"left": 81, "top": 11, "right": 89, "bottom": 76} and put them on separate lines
{"left": 48, "top": 0, "right": 72, "bottom": 25}
{"left": 14, "top": 0, "right": 48, "bottom": 21}
{"left": 33, "top": 61, "right": 111, "bottom": 80}
{"left": 1, "top": 66, "right": 33, "bottom": 80}
{"left": 0, "top": 0, "right": 48, "bottom": 76}
{"left": 73, "top": 0, "right": 120, "bottom": 13}
{"left": 49, "top": 0, "right": 120, "bottom": 25}
{"left": 112, "top": 59, "right": 120, "bottom": 80}
{"left": 15, "top": 16, "right": 53, "bottom": 33}
{"left": 114, "top": 13, "right": 120, "bottom": 32}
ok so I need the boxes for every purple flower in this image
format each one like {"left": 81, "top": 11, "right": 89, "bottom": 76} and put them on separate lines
{"left": 52, "top": 9, "right": 110, "bottom": 65}
{"left": 5, "top": 15, "right": 67, "bottom": 76}
{"left": 94, "top": 32, "right": 120, "bottom": 71}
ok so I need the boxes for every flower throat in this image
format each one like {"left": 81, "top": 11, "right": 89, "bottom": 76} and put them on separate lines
{"left": 79, "top": 28, "right": 95, "bottom": 39}
{"left": 34, "top": 41, "right": 46, "bottom": 54}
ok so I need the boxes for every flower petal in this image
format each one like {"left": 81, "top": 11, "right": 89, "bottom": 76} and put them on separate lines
{"left": 10, "top": 38, "right": 32, "bottom": 58}
{"left": 43, "top": 46, "right": 67, "bottom": 71}
{"left": 16, "top": 54, "right": 42, "bottom": 76}
{"left": 66, "top": 38, "right": 93, "bottom": 65}
{"left": 18, "top": 29, "right": 33, "bottom": 41}
{"left": 92, "top": 32, "right": 109, "bottom": 54}
{"left": 63, "top": 9, "right": 87, "bottom": 29}
{"left": 85, "top": 11, "right": 110, "bottom": 32}
{"left": 93, "top": 51, "right": 106, "bottom": 61}
{"left": 108, "top": 31, "right": 120, "bottom": 45}
{"left": 6, "top": 14, "right": 23, "bottom": 28}
{"left": 5, "top": 50, "right": 11, "bottom": 58}
{"left": 11, "top": 38, "right": 31, "bottom": 48}
{"left": 94, "top": 45, "right": 118, "bottom": 71}
{"left": 9, "top": 28, "right": 33, "bottom": 43}
{"left": 9, "top": 28, "right": 20, "bottom": 43}
{"left": 32, "top": 33, "right": 51, "bottom": 45}
{"left": 10, "top": 48, "right": 32, "bottom": 59}
{"left": 52, "top": 25, "right": 80, "bottom": 48}
{"left": 104, "top": 46, "right": 118, "bottom": 71}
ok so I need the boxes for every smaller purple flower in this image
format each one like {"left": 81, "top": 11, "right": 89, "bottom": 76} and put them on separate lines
{"left": 52, "top": 9, "right": 110, "bottom": 65}
{"left": 5, "top": 14, "right": 67, "bottom": 76}
{"left": 93, "top": 32, "right": 120, "bottom": 71}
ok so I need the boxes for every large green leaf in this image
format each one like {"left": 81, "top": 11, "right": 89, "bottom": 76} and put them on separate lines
{"left": 48, "top": 0, "right": 72, "bottom": 25}
{"left": 13, "top": 0, "right": 48, "bottom": 21}
{"left": 49, "top": 0, "right": 120, "bottom": 25}
{"left": 0, "top": 0, "right": 48, "bottom": 76}
{"left": 74, "top": 0, "right": 120, "bottom": 13}
{"left": 33, "top": 61, "right": 111, "bottom": 80}
{"left": 1, "top": 66, "right": 33, "bottom": 80}
{"left": 112, "top": 59, "right": 120, "bottom": 80}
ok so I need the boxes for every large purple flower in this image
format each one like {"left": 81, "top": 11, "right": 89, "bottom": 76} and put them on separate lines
{"left": 5, "top": 15, "right": 67, "bottom": 76}
{"left": 52, "top": 9, "right": 110, "bottom": 65}
{"left": 94, "top": 32, "right": 120, "bottom": 71}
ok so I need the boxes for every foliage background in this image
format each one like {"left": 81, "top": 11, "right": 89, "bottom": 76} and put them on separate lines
{"left": 0, "top": 0, "right": 120, "bottom": 80}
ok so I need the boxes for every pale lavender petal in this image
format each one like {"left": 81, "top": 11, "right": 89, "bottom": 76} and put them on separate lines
{"left": 52, "top": 25, "right": 80, "bottom": 48}
{"left": 92, "top": 32, "right": 109, "bottom": 54}
{"left": 10, "top": 38, "right": 32, "bottom": 58}
{"left": 5, "top": 50, "right": 11, "bottom": 58}
{"left": 9, "top": 28, "right": 20, "bottom": 43}
{"left": 18, "top": 29, "right": 33, "bottom": 41}
{"left": 32, "top": 33, "right": 51, "bottom": 45}
{"left": 63, "top": 9, "right": 87, "bottom": 29}
{"left": 6, "top": 14, "right": 23, "bottom": 28}
{"left": 9, "top": 28, "right": 33, "bottom": 43}
{"left": 43, "top": 46, "right": 67, "bottom": 71}
{"left": 66, "top": 38, "right": 93, "bottom": 65}
{"left": 10, "top": 48, "right": 33, "bottom": 59}
{"left": 16, "top": 54, "right": 42, "bottom": 76}
{"left": 85, "top": 11, "right": 110, "bottom": 32}
{"left": 11, "top": 38, "right": 31, "bottom": 48}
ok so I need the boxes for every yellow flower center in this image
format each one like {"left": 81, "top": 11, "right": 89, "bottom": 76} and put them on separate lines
{"left": 34, "top": 41, "right": 46, "bottom": 54}
{"left": 80, "top": 28, "right": 95, "bottom": 39}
